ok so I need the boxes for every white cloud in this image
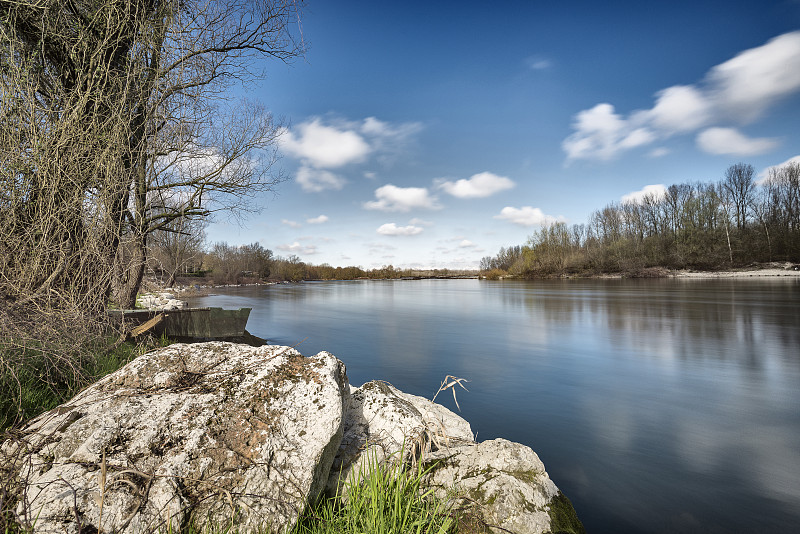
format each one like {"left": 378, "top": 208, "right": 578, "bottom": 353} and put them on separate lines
{"left": 367, "top": 242, "right": 398, "bottom": 253}
{"left": 562, "top": 104, "right": 656, "bottom": 161}
{"left": 280, "top": 118, "right": 371, "bottom": 168}
{"left": 281, "top": 117, "right": 424, "bottom": 193}
{"left": 708, "top": 31, "right": 800, "bottom": 122}
{"left": 648, "top": 147, "right": 670, "bottom": 158}
{"left": 563, "top": 31, "right": 800, "bottom": 161}
{"left": 757, "top": 155, "right": 800, "bottom": 183}
{"left": 409, "top": 218, "right": 434, "bottom": 227}
{"left": 621, "top": 184, "right": 667, "bottom": 204}
{"left": 296, "top": 166, "right": 347, "bottom": 193}
{"left": 376, "top": 223, "right": 424, "bottom": 236}
{"left": 363, "top": 184, "right": 441, "bottom": 212}
{"left": 436, "top": 172, "right": 515, "bottom": 198}
{"left": 643, "top": 85, "right": 713, "bottom": 133}
{"left": 306, "top": 214, "right": 329, "bottom": 224}
{"left": 277, "top": 242, "right": 319, "bottom": 255}
{"left": 696, "top": 127, "right": 780, "bottom": 156}
{"left": 526, "top": 55, "right": 552, "bottom": 70}
{"left": 361, "top": 116, "right": 423, "bottom": 141}
{"left": 281, "top": 219, "right": 302, "bottom": 228}
{"left": 494, "top": 206, "right": 565, "bottom": 227}
{"left": 458, "top": 239, "right": 476, "bottom": 248}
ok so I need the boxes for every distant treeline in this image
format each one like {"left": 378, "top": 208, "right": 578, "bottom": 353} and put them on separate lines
{"left": 480, "top": 162, "right": 800, "bottom": 278}
{"left": 157, "top": 240, "right": 475, "bottom": 285}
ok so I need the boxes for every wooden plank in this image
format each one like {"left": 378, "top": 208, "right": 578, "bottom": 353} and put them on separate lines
{"left": 130, "top": 313, "right": 165, "bottom": 337}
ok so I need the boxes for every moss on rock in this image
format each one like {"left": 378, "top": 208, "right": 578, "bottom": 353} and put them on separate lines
{"left": 547, "top": 491, "right": 585, "bottom": 534}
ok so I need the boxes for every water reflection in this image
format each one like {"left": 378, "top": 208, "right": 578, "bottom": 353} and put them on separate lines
{"left": 189, "top": 279, "right": 800, "bottom": 534}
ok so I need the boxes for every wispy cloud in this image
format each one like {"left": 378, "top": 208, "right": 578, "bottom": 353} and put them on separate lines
{"left": 277, "top": 242, "right": 319, "bottom": 255}
{"left": 281, "top": 219, "right": 302, "bottom": 228}
{"left": 621, "top": 184, "right": 667, "bottom": 204}
{"left": 280, "top": 116, "right": 423, "bottom": 192}
{"left": 695, "top": 128, "right": 779, "bottom": 156}
{"left": 364, "top": 184, "right": 441, "bottom": 212}
{"left": 494, "top": 206, "right": 565, "bottom": 227}
{"left": 436, "top": 171, "right": 515, "bottom": 198}
{"left": 648, "top": 147, "right": 670, "bottom": 158}
{"left": 563, "top": 31, "right": 800, "bottom": 161}
{"left": 376, "top": 223, "right": 424, "bottom": 236}
{"left": 306, "top": 214, "right": 329, "bottom": 224}
{"left": 757, "top": 155, "right": 800, "bottom": 183}
{"left": 296, "top": 167, "right": 346, "bottom": 192}
{"left": 526, "top": 55, "right": 552, "bottom": 70}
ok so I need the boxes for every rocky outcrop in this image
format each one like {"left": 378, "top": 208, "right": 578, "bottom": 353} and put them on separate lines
{"left": 423, "top": 439, "right": 585, "bottom": 534}
{"left": 327, "top": 380, "right": 474, "bottom": 494}
{"left": 7, "top": 342, "right": 582, "bottom": 534}
{"left": 8, "top": 343, "right": 347, "bottom": 534}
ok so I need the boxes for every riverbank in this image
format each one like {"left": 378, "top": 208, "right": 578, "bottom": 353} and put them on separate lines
{"left": 483, "top": 261, "right": 800, "bottom": 280}
{"left": 672, "top": 262, "right": 800, "bottom": 278}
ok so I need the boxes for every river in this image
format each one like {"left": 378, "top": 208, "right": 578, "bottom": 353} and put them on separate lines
{"left": 187, "top": 278, "right": 800, "bottom": 534}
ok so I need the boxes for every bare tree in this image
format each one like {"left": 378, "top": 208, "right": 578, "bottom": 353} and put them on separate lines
{"left": 715, "top": 184, "right": 735, "bottom": 265}
{"left": 147, "top": 215, "right": 207, "bottom": 288}
{"left": 1, "top": 0, "right": 304, "bottom": 312}
{"left": 110, "top": 0, "right": 303, "bottom": 308}
{"left": 721, "top": 163, "right": 756, "bottom": 230}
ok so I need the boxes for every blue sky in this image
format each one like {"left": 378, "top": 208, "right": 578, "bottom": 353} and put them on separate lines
{"left": 208, "top": 0, "right": 800, "bottom": 270}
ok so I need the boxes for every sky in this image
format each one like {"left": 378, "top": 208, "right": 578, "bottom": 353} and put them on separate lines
{"left": 207, "top": 0, "right": 800, "bottom": 270}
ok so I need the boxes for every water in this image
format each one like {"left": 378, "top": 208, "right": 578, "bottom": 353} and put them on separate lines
{"left": 187, "top": 278, "right": 800, "bottom": 533}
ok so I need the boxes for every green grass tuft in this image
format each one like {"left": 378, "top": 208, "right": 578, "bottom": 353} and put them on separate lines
{"left": 293, "top": 452, "right": 455, "bottom": 534}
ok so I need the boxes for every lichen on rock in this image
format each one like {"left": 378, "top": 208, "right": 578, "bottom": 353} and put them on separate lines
{"left": 422, "top": 438, "right": 585, "bottom": 534}
{"left": 326, "top": 379, "right": 474, "bottom": 495}
{"left": 11, "top": 342, "right": 348, "bottom": 534}
{"left": 6, "top": 343, "right": 583, "bottom": 534}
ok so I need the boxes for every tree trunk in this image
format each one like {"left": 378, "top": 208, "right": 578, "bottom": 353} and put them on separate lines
{"left": 165, "top": 269, "right": 177, "bottom": 289}
{"left": 113, "top": 235, "right": 147, "bottom": 309}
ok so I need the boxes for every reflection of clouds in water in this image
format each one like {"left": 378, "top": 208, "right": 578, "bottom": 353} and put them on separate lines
{"left": 675, "top": 411, "right": 800, "bottom": 506}
{"left": 748, "top": 431, "right": 800, "bottom": 504}
{"left": 583, "top": 395, "right": 638, "bottom": 452}
{"left": 504, "top": 308, "right": 551, "bottom": 348}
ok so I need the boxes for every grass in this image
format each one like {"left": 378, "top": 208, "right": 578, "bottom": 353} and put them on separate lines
{"left": 0, "top": 338, "right": 462, "bottom": 534}
{"left": 0, "top": 343, "right": 529, "bottom": 534}
{"left": 0, "top": 332, "right": 172, "bottom": 534}
{"left": 0, "top": 334, "right": 171, "bottom": 433}
{"left": 293, "top": 451, "right": 456, "bottom": 534}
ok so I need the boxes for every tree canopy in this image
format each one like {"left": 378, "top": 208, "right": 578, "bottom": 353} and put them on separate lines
{"left": 1, "top": 0, "right": 303, "bottom": 312}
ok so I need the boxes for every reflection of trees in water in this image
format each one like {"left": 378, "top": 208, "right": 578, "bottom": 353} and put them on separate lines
{"left": 505, "top": 279, "right": 800, "bottom": 371}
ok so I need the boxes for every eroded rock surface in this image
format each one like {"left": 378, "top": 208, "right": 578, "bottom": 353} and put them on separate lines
{"left": 7, "top": 343, "right": 583, "bottom": 534}
{"left": 423, "top": 438, "right": 585, "bottom": 534}
{"left": 11, "top": 342, "right": 347, "bottom": 534}
{"left": 327, "top": 380, "right": 474, "bottom": 494}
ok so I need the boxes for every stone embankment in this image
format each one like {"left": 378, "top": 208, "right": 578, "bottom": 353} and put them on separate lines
{"left": 4, "top": 343, "right": 584, "bottom": 534}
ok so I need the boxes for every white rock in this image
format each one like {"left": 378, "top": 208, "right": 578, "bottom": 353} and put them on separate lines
{"left": 12, "top": 343, "right": 348, "bottom": 534}
{"left": 327, "top": 380, "right": 473, "bottom": 494}
{"left": 422, "top": 438, "right": 581, "bottom": 534}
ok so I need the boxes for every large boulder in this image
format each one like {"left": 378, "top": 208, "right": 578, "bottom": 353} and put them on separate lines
{"left": 422, "top": 439, "right": 585, "bottom": 534}
{"left": 5, "top": 343, "right": 584, "bottom": 534}
{"left": 327, "top": 380, "right": 474, "bottom": 494}
{"left": 9, "top": 342, "right": 348, "bottom": 534}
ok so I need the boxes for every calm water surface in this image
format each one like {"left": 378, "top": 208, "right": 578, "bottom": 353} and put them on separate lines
{"left": 188, "top": 279, "right": 800, "bottom": 534}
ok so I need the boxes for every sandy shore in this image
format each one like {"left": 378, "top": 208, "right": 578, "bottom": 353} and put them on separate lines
{"left": 673, "top": 264, "right": 800, "bottom": 278}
